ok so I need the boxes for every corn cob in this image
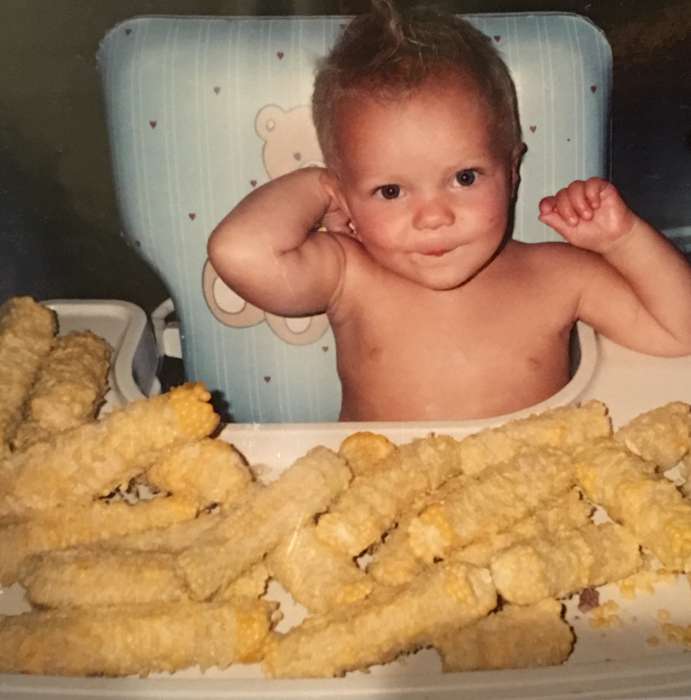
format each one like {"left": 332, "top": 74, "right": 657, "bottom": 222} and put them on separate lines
{"left": 22, "top": 544, "right": 267, "bottom": 609}
{"left": 574, "top": 439, "right": 691, "bottom": 572}
{"left": 369, "top": 488, "right": 591, "bottom": 586}
{"left": 0, "top": 598, "right": 274, "bottom": 676}
{"left": 215, "top": 562, "right": 270, "bottom": 601}
{"left": 146, "top": 438, "right": 252, "bottom": 508}
{"left": 338, "top": 431, "right": 397, "bottom": 476}
{"left": 177, "top": 446, "right": 351, "bottom": 600}
{"left": 490, "top": 522, "right": 642, "bottom": 604}
{"left": 457, "top": 400, "right": 611, "bottom": 476}
{"left": 315, "top": 434, "right": 464, "bottom": 557}
{"left": 433, "top": 599, "right": 573, "bottom": 671}
{"left": 408, "top": 447, "right": 574, "bottom": 563}
{"left": 0, "top": 495, "right": 197, "bottom": 586}
{"left": 12, "top": 331, "right": 111, "bottom": 450}
{"left": 263, "top": 562, "right": 496, "bottom": 678}
{"left": 0, "top": 297, "right": 56, "bottom": 455}
{"left": 0, "top": 383, "right": 218, "bottom": 519}
{"left": 267, "top": 524, "right": 373, "bottom": 613}
{"left": 450, "top": 488, "right": 592, "bottom": 568}
{"left": 100, "top": 511, "right": 220, "bottom": 553}
{"left": 19, "top": 549, "right": 187, "bottom": 608}
{"left": 614, "top": 402, "right": 690, "bottom": 469}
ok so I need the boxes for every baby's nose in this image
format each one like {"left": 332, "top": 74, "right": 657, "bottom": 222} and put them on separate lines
{"left": 412, "top": 197, "right": 455, "bottom": 230}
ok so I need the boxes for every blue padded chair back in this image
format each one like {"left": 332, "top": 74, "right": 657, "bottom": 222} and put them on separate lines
{"left": 98, "top": 13, "right": 611, "bottom": 422}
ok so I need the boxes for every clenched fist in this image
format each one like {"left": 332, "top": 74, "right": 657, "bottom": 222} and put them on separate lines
{"left": 538, "top": 178, "right": 637, "bottom": 255}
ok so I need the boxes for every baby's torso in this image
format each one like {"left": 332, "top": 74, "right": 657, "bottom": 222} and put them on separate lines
{"left": 331, "top": 240, "right": 579, "bottom": 421}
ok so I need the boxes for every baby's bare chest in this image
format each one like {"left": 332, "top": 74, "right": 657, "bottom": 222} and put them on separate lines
{"left": 334, "top": 288, "right": 572, "bottom": 420}
{"left": 332, "top": 243, "right": 579, "bottom": 419}
{"left": 343, "top": 283, "right": 563, "bottom": 357}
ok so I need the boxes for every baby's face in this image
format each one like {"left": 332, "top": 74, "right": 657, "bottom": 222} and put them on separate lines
{"left": 330, "top": 77, "right": 517, "bottom": 290}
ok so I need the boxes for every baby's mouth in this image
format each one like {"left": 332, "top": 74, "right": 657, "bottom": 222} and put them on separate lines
{"left": 420, "top": 249, "right": 449, "bottom": 257}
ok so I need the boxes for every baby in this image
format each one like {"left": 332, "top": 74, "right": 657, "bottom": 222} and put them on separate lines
{"left": 208, "top": 2, "right": 691, "bottom": 421}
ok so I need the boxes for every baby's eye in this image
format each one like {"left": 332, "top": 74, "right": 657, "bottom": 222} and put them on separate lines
{"left": 455, "top": 169, "right": 477, "bottom": 187}
{"left": 377, "top": 184, "right": 401, "bottom": 200}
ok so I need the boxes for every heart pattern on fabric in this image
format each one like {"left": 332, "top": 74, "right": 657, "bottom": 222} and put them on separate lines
{"left": 149, "top": 120, "right": 157, "bottom": 129}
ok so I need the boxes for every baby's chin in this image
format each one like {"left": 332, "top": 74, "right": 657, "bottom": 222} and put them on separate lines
{"left": 397, "top": 268, "right": 473, "bottom": 291}
{"left": 410, "top": 261, "right": 483, "bottom": 290}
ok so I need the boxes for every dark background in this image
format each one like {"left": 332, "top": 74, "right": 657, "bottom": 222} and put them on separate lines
{"left": 1, "top": 0, "right": 690, "bottom": 311}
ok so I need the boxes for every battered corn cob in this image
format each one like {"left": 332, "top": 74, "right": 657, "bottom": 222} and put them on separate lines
{"left": 365, "top": 480, "right": 469, "bottom": 586}
{"left": 0, "top": 383, "right": 219, "bottom": 519}
{"left": 84, "top": 519, "right": 270, "bottom": 602}
{"left": 315, "top": 434, "right": 464, "bottom": 556}
{"left": 433, "top": 599, "right": 573, "bottom": 671}
{"left": 23, "top": 545, "right": 268, "bottom": 610}
{"left": 0, "top": 296, "right": 56, "bottom": 455}
{"left": 263, "top": 561, "right": 497, "bottom": 678}
{"left": 177, "top": 446, "right": 351, "bottom": 600}
{"left": 490, "top": 522, "right": 642, "bottom": 605}
{"left": 12, "top": 331, "right": 111, "bottom": 450}
{"left": 0, "top": 598, "right": 274, "bottom": 676}
{"left": 0, "top": 495, "right": 197, "bottom": 586}
{"left": 146, "top": 438, "right": 252, "bottom": 508}
{"left": 574, "top": 439, "right": 691, "bottom": 572}
{"left": 614, "top": 402, "right": 690, "bottom": 469}
{"left": 366, "top": 505, "right": 429, "bottom": 586}
{"left": 457, "top": 400, "right": 611, "bottom": 476}
{"left": 19, "top": 549, "right": 188, "bottom": 608}
{"left": 408, "top": 447, "right": 574, "bottom": 563}
{"left": 338, "top": 431, "right": 397, "bottom": 476}
{"left": 369, "top": 488, "right": 591, "bottom": 586}
{"left": 100, "top": 511, "right": 220, "bottom": 553}
{"left": 451, "top": 488, "right": 593, "bottom": 568}
{"left": 215, "top": 562, "right": 270, "bottom": 601}
{"left": 267, "top": 524, "right": 373, "bottom": 613}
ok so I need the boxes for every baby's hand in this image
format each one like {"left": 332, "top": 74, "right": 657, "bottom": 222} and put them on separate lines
{"left": 538, "top": 178, "right": 637, "bottom": 254}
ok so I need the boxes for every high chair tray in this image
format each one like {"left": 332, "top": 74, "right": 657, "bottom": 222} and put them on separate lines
{"left": 1, "top": 336, "right": 690, "bottom": 698}
{"left": 44, "top": 298, "right": 160, "bottom": 408}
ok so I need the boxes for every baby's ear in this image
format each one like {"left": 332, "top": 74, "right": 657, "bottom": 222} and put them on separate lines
{"left": 320, "top": 169, "right": 351, "bottom": 216}
{"left": 319, "top": 169, "right": 358, "bottom": 238}
{"left": 510, "top": 142, "right": 527, "bottom": 195}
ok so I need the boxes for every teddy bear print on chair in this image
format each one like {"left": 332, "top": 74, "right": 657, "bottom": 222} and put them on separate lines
{"left": 203, "top": 104, "right": 330, "bottom": 346}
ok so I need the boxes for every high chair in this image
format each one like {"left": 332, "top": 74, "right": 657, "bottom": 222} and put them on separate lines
{"left": 2, "top": 17, "right": 691, "bottom": 700}
{"left": 97, "top": 12, "right": 612, "bottom": 423}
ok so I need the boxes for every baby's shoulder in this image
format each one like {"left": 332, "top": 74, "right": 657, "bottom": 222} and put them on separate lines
{"left": 507, "top": 240, "right": 599, "bottom": 272}
{"left": 502, "top": 241, "right": 603, "bottom": 301}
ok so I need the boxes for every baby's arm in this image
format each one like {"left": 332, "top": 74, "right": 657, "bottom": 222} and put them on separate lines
{"left": 539, "top": 178, "right": 691, "bottom": 356}
{"left": 208, "top": 167, "right": 346, "bottom": 316}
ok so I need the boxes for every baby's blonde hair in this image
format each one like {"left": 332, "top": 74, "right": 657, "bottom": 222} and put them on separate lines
{"left": 312, "top": 0, "right": 522, "bottom": 167}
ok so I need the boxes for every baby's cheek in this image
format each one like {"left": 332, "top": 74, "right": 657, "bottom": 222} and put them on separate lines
{"left": 357, "top": 218, "right": 401, "bottom": 250}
